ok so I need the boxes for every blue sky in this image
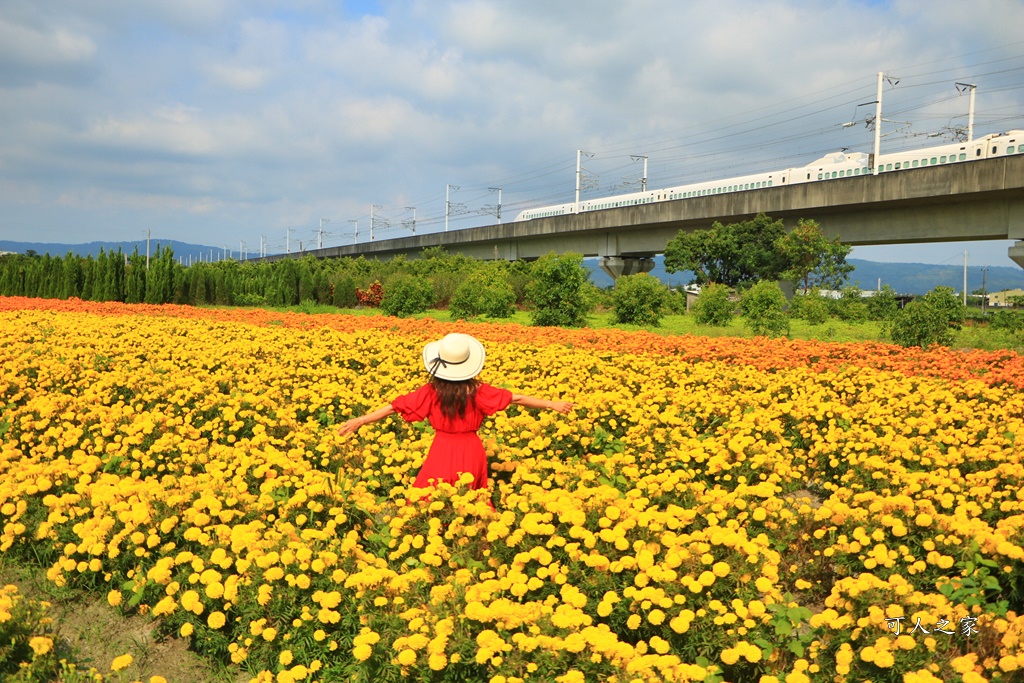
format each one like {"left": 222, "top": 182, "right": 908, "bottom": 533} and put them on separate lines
{"left": 1, "top": 0, "right": 1023, "bottom": 267}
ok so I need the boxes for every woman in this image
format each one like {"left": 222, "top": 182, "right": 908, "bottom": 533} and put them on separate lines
{"left": 338, "top": 333, "right": 572, "bottom": 495}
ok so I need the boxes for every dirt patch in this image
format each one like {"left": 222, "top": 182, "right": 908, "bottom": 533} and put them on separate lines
{"left": 1, "top": 563, "right": 246, "bottom": 683}
{"left": 785, "top": 489, "right": 823, "bottom": 509}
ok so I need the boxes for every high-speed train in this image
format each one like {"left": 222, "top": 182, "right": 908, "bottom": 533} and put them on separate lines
{"left": 513, "top": 130, "right": 1024, "bottom": 222}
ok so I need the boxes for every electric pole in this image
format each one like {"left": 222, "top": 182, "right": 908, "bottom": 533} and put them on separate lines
{"left": 956, "top": 82, "right": 976, "bottom": 141}
{"left": 963, "top": 251, "right": 968, "bottom": 307}
{"left": 981, "top": 266, "right": 988, "bottom": 314}
{"left": 319, "top": 218, "right": 329, "bottom": 249}
{"left": 402, "top": 207, "right": 417, "bottom": 233}
{"left": 631, "top": 155, "right": 648, "bottom": 191}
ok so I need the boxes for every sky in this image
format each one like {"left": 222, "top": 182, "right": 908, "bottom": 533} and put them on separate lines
{"left": 1, "top": 0, "right": 1023, "bottom": 267}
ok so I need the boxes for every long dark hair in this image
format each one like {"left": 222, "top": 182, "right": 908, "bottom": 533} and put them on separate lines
{"left": 431, "top": 377, "right": 479, "bottom": 419}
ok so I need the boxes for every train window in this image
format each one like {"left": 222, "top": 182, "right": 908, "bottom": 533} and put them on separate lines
{"left": 912, "top": 160, "right": 918, "bottom": 168}
{"left": 940, "top": 156, "right": 947, "bottom": 163}
{"left": 1009, "top": 146, "right": 1016, "bottom": 154}
{"left": 959, "top": 153, "right": 966, "bottom": 161}
{"left": 930, "top": 157, "right": 937, "bottom": 164}
{"left": 977, "top": 149, "right": 982, "bottom": 157}
{"left": 992, "top": 146, "right": 998, "bottom": 154}
{"left": 886, "top": 164, "right": 893, "bottom": 170}
{"left": 768, "top": 180, "right": 773, "bottom": 186}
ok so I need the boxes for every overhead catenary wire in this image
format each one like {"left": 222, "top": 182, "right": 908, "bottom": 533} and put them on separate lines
{"left": 271, "top": 49, "right": 1024, "bottom": 251}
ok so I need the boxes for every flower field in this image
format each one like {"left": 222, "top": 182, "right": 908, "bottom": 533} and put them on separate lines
{"left": 1, "top": 296, "right": 1023, "bottom": 683}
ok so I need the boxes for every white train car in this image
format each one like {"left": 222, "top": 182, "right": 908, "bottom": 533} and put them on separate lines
{"left": 513, "top": 130, "right": 1024, "bottom": 222}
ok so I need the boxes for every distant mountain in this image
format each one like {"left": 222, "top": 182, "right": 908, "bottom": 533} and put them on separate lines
{"left": 2, "top": 239, "right": 1022, "bottom": 296}
{"left": 842, "top": 259, "right": 1024, "bottom": 295}
{"left": 583, "top": 256, "right": 1024, "bottom": 295}
{"left": 0, "top": 239, "right": 226, "bottom": 263}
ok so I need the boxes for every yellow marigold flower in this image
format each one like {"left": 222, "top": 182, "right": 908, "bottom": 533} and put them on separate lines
{"left": 111, "top": 653, "right": 133, "bottom": 671}
{"left": 151, "top": 596, "right": 176, "bottom": 616}
{"left": 353, "top": 643, "right": 372, "bottom": 662}
{"left": 180, "top": 622, "right": 194, "bottom": 637}
{"left": 107, "top": 590, "right": 123, "bottom": 607}
{"left": 262, "top": 627, "right": 277, "bottom": 642}
{"left": 28, "top": 636, "right": 53, "bottom": 656}
{"left": 721, "top": 647, "right": 740, "bottom": 665}
{"left": 429, "top": 653, "right": 447, "bottom": 670}
{"left": 398, "top": 648, "right": 417, "bottom": 666}
{"left": 207, "top": 611, "right": 226, "bottom": 629}
{"left": 626, "top": 614, "right": 642, "bottom": 630}
{"left": 648, "top": 609, "right": 665, "bottom": 625}
{"left": 915, "top": 513, "right": 933, "bottom": 527}
{"left": 279, "top": 649, "right": 293, "bottom": 665}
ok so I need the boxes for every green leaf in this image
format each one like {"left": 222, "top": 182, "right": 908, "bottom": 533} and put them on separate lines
{"left": 787, "top": 606, "right": 812, "bottom": 622}
{"left": 753, "top": 638, "right": 774, "bottom": 657}
{"left": 775, "top": 620, "right": 793, "bottom": 636}
{"left": 788, "top": 641, "right": 805, "bottom": 657}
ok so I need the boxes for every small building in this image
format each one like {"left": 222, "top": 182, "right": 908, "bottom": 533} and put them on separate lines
{"left": 988, "top": 288, "right": 1024, "bottom": 307}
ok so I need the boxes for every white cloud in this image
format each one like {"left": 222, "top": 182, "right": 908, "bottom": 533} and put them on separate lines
{"left": 205, "top": 64, "right": 269, "bottom": 90}
{"left": 0, "top": 0, "right": 1022, "bottom": 266}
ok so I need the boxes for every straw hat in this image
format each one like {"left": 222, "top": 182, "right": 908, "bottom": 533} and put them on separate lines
{"left": 422, "top": 333, "right": 485, "bottom": 381}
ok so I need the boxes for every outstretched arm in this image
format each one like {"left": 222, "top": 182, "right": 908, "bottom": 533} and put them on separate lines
{"left": 511, "top": 394, "right": 573, "bottom": 414}
{"left": 337, "top": 404, "right": 396, "bottom": 435}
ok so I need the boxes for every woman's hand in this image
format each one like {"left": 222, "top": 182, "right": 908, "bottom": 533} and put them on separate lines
{"left": 549, "top": 400, "right": 574, "bottom": 414}
{"left": 337, "top": 417, "right": 366, "bottom": 436}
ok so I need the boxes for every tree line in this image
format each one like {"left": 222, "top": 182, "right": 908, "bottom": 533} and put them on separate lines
{"left": 0, "top": 214, "right": 849, "bottom": 306}
{"left": 0, "top": 244, "right": 537, "bottom": 308}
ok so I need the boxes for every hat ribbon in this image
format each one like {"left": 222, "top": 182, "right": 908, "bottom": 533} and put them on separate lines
{"left": 428, "top": 354, "right": 467, "bottom": 377}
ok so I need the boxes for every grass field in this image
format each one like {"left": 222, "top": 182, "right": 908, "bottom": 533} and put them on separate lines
{"left": 274, "top": 302, "right": 1024, "bottom": 352}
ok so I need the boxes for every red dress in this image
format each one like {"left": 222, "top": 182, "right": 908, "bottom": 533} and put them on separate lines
{"left": 391, "top": 382, "right": 513, "bottom": 491}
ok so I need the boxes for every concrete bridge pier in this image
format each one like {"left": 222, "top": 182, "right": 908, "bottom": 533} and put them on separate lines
{"left": 1011, "top": 242, "right": 1024, "bottom": 270}
{"left": 598, "top": 256, "right": 655, "bottom": 281}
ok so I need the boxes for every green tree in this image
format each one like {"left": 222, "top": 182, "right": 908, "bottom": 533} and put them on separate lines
{"left": 125, "top": 248, "right": 147, "bottom": 303}
{"left": 611, "top": 273, "right": 669, "bottom": 326}
{"left": 887, "top": 286, "right": 966, "bottom": 349}
{"left": 788, "top": 289, "right": 830, "bottom": 325}
{"left": 691, "top": 283, "right": 734, "bottom": 326}
{"left": 866, "top": 284, "right": 899, "bottom": 321}
{"left": 380, "top": 275, "right": 434, "bottom": 317}
{"left": 525, "top": 252, "right": 594, "bottom": 327}
{"left": 664, "top": 213, "right": 788, "bottom": 287}
{"left": 776, "top": 219, "right": 854, "bottom": 291}
{"left": 450, "top": 268, "right": 517, "bottom": 319}
{"left": 739, "top": 280, "right": 790, "bottom": 337}
{"left": 60, "top": 252, "right": 83, "bottom": 299}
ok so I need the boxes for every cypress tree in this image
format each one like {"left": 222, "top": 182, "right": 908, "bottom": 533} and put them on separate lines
{"left": 61, "top": 252, "right": 83, "bottom": 299}
{"left": 125, "top": 248, "right": 146, "bottom": 303}
{"left": 81, "top": 255, "right": 95, "bottom": 300}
